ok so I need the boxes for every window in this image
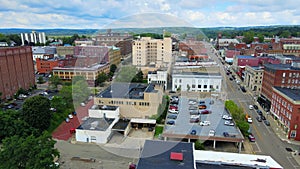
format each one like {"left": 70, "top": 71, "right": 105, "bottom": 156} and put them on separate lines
{"left": 192, "top": 84, "right": 195, "bottom": 88}
{"left": 198, "top": 85, "right": 201, "bottom": 88}
{"left": 283, "top": 73, "right": 286, "bottom": 77}
{"left": 204, "top": 85, "right": 207, "bottom": 89}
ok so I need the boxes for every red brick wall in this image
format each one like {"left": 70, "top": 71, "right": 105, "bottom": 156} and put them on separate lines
{"left": 36, "top": 58, "right": 59, "bottom": 74}
{"left": 0, "top": 47, "right": 35, "bottom": 100}
{"left": 271, "top": 90, "right": 300, "bottom": 141}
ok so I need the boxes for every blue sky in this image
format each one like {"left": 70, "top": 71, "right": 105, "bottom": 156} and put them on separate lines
{"left": 0, "top": 0, "right": 299, "bottom": 29}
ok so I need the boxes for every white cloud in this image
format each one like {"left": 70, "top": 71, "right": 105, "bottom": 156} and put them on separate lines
{"left": 0, "top": 0, "right": 300, "bottom": 28}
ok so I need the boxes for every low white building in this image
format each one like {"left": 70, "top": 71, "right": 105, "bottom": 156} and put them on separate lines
{"left": 172, "top": 72, "right": 222, "bottom": 92}
{"left": 147, "top": 69, "right": 168, "bottom": 90}
{"left": 75, "top": 105, "right": 120, "bottom": 144}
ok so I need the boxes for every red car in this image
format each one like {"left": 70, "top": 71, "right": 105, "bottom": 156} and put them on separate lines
{"left": 248, "top": 133, "right": 256, "bottom": 142}
{"left": 200, "top": 110, "right": 211, "bottom": 114}
{"left": 169, "top": 105, "right": 178, "bottom": 111}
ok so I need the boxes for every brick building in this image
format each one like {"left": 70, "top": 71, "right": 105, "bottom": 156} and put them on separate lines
{"left": 0, "top": 47, "right": 35, "bottom": 100}
{"left": 270, "top": 87, "right": 300, "bottom": 141}
{"left": 36, "top": 58, "right": 59, "bottom": 74}
{"left": 260, "top": 63, "right": 300, "bottom": 110}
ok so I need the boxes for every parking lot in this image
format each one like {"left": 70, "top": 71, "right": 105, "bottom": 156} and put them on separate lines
{"left": 163, "top": 96, "right": 243, "bottom": 141}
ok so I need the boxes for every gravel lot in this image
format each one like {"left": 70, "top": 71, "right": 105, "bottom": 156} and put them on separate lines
{"left": 55, "top": 140, "right": 138, "bottom": 169}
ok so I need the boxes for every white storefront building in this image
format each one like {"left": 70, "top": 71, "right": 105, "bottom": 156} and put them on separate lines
{"left": 172, "top": 72, "right": 222, "bottom": 92}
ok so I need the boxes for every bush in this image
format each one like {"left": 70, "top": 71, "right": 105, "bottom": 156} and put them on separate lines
{"left": 194, "top": 140, "right": 205, "bottom": 150}
{"left": 154, "top": 126, "right": 164, "bottom": 137}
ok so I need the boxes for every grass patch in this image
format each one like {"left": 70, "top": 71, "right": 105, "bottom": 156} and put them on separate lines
{"left": 47, "top": 108, "right": 74, "bottom": 133}
{"left": 154, "top": 126, "right": 164, "bottom": 137}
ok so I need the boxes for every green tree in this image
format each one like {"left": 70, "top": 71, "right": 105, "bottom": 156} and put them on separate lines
{"left": 0, "top": 132, "right": 59, "bottom": 169}
{"left": 132, "top": 70, "right": 144, "bottom": 83}
{"left": 96, "top": 72, "right": 108, "bottom": 86}
{"left": 280, "top": 30, "right": 291, "bottom": 38}
{"left": 59, "top": 85, "right": 73, "bottom": 105}
{"left": 257, "top": 34, "right": 264, "bottom": 43}
{"left": 243, "top": 31, "right": 255, "bottom": 44}
{"left": 21, "top": 96, "right": 52, "bottom": 131}
{"left": 49, "top": 75, "right": 62, "bottom": 89}
{"left": 0, "top": 110, "right": 38, "bottom": 141}
{"left": 37, "top": 76, "right": 44, "bottom": 84}
{"left": 110, "top": 64, "right": 117, "bottom": 74}
{"left": 50, "top": 96, "right": 66, "bottom": 113}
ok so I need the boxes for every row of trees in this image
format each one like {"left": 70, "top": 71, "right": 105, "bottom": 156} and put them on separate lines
{"left": 225, "top": 100, "right": 250, "bottom": 136}
{"left": 0, "top": 33, "right": 22, "bottom": 46}
{"left": 0, "top": 96, "right": 59, "bottom": 168}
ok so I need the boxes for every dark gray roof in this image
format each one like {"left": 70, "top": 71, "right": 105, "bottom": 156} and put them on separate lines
{"left": 274, "top": 87, "right": 300, "bottom": 101}
{"left": 112, "top": 118, "right": 130, "bottom": 130}
{"left": 264, "top": 63, "right": 300, "bottom": 70}
{"left": 96, "top": 82, "right": 156, "bottom": 99}
{"left": 136, "top": 140, "right": 194, "bottom": 169}
{"left": 77, "top": 117, "right": 114, "bottom": 131}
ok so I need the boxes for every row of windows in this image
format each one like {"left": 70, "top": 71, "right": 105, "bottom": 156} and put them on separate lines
{"left": 108, "top": 100, "right": 150, "bottom": 106}
{"left": 282, "top": 72, "right": 300, "bottom": 78}
{"left": 174, "top": 84, "right": 219, "bottom": 89}
{"left": 272, "top": 94, "right": 293, "bottom": 111}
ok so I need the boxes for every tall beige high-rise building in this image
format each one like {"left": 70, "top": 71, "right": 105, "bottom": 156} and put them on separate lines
{"left": 132, "top": 37, "right": 172, "bottom": 67}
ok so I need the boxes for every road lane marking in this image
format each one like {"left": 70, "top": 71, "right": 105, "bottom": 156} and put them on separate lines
{"left": 287, "top": 156, "right": 299, "bottom": 168}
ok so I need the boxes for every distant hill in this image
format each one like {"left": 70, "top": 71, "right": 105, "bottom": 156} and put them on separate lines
{"left": 0, "top": 25, "right": 299, "bottom": 39}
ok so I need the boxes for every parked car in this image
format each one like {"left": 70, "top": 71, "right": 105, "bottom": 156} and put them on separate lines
{"left": 208, "top": 129, "right": 215, "bottom": 136}
{"left": 256, "top": 116, "right": 262, "bottom": 122}
{"left": 257, "top": 110, "right": 263, "bottom": 115}
{"left": 224, "top": 120, "right": 234, "bottom": 126}
{"left": 249, "top": 105, "right": 254, "bottom": 110}
{"left": 264, "top": 120, "right": 270, "bottom": 126}
{"left": 198, "top": 104, "right": 207, "bottom": 109}
{"left": 80, "top": 102, "right": 86, "bottom": 107}
{"left": 65, "top": 118, "right": 70, "bottom": 123}
{"left": 169, "top": 90, "right": 176, "bottom": 94}
{"left": 167, "top": 114, "right": 177, "bottom": 119}
{"left": 248, "top": 133, "right": 256, "bottom": 142}
{"left": 199, "top": 101, "right": 205, "bottom": 105}
{"left": 200, "top": 109, "right": 211, "bottom": 114}
{"left": 222, "top": 115, "right": 233, "bottom": 120}
{"left": 261, "top": 115, "right": 266, "bottom": 120}
{"left": 253, "top": 105, "right": 258, "bottom": 110}
{"left": 68, "top": 114, "right": 73, "bottom": 119}
{"left": 223, "top": 132, "right": 230, "bottom": 137}
{"left": 168, "top": 109, "right": 179, "bottom": 114}
{"left": 189, "top": 106, "right": 198, "bottom": 110}
{"left": 188, "top": 99, "right": 197, "bottom": 105}
{"left": 240, "top": 86, "right": 247, "bottom": 92}
{"left": 200, "top": 121, "right": 210, "bottom": 126}
{"left": 189, "top": 109, "right": 199, "bottom": 115}
{"left": 169, "top": 105, "right": 178, "bottom": 110}
{"left": 167, "top": 120, "right": 175, "bottom": 125}
{"left": 190, "top": 130, "right": 197, "bottom": 135}
{"left": 190, "top": 118, "right": 200, "bottom": 123}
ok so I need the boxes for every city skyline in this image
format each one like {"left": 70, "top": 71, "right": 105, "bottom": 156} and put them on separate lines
{"left": 0, "top": 0, "right": 300, "bottom": 29}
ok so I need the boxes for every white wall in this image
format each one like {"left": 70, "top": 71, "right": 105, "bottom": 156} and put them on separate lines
{"left": 172, "top": 74, "right": 222, "bottom": 92}
{"left": 75, "top": 118, "right": 119, "bottom": 144}
{"left": 88, "top": 107, "right": 120, "bottom": 119}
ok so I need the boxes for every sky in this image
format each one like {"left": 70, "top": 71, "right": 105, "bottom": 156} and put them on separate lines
{"left": 0, "top": 0, "right": 300, "bottom": 29}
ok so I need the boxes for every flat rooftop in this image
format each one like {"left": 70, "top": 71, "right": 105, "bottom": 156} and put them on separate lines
{"left": 77, "top": 117, "right": 114, "bottom": 131}
{"left": 112, "top": 118, "right": 130, "bottom": 130}
{"left": 264, "top": 63, "right": 300, "bottom": 70}
{"left": 96, "top": 83, "right": 156, "bottom": 99}
{"left": 172, "top": 72, "right": 222, "bottom": 77}
{"left": 90, "top": 104, "right": 118, "bottom": 111}
{"left": 137, "top": 140, "right": 194, "bottom": 169}
{"left": 53, "top": 63, "right": 108, "bottom": 71}
{"left": 274, "top": 87, "right": 300, "bottom": 101}
{"left": 194, "top": 150, "right": 283, "bottom": 169}
{"left": 237, "top": 55, "right": 255, "bottom": 59}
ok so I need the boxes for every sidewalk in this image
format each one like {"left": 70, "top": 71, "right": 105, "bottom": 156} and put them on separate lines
{"left": 256, "top": 102, "right": 300, "bottom": 165}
